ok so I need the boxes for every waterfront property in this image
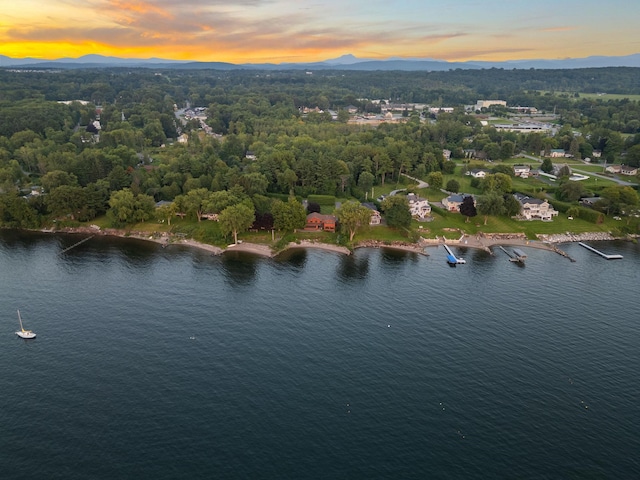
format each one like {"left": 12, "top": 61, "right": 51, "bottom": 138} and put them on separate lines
{"left": 362, "top": 203, "right": 382, "bottom": 225}
{"left": 442, "top": 193, "right": 475, "bottom": 213}
{"left": 305, "top": 213, "right": 337, "bottom": 232}
{"left": 407, "top": 194, "right": 431, "bottom": 219}
{"left": 514, "top": 193, "right": 559, "bottom": 221}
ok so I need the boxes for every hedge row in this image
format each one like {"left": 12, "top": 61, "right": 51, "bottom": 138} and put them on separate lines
{"left": 307, "top": 194, "right": 337, "bottom": 206}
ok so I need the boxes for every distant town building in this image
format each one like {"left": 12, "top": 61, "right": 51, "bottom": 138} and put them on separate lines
{"left": 475, "top": 100, "right": 507, "bottom": 110}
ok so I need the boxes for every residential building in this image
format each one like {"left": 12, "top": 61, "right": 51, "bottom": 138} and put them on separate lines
{"left": 514, "top": 193, "right": 559, "bottom": 221}
{"left": 620, "top": 165, "right": 638, "bottom": 176}
{"left": 442, "top": 194, "right": 474, "bottom": 212}
{"left": 305, "top": 213, "right": 337, "bottom": 232}
{"left": 513, "top": 165, "right": 531, "bottom": 178}
{"left": 362, "top": 203, "right": 382, "bottom": 225}
{"left": 406, "top": 194, "right": 431, "bottom": 219}
{"left": 466, "top": 169, "right": 488, "bottom": 178}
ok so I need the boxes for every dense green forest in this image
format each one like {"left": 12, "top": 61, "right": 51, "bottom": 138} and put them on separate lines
{"left": 0, "top": 67, "right": 638, "bottom": 239}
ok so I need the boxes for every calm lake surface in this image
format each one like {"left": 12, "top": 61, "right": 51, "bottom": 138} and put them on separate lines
{"left": 1, "top": 230, "right": 639, "bottom": 479}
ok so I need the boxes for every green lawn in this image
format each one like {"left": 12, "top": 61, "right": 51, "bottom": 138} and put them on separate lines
{"left": 537, "top": 91, "right": 640, "bottom": 102}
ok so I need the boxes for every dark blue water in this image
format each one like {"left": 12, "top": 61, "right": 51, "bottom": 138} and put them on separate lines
{"left": 1, "top": 231, "right": 639, "bottom": 479}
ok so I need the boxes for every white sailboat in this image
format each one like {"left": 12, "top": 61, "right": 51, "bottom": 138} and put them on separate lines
{"left": 15, "top": 310, "right": 36, "bottom": 339}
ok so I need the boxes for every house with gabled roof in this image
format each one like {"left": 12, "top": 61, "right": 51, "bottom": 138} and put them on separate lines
{"left": 513, "top": 165, "right": 531, "bottom": 178}
{"left": 362, "top": 202, "right": 382, "bottom": 225}
{"left": 305, "top": 213, "right": 337, "bottom": 232}
{"left": 620, "top": 165, "right": 638, "bottom": 176}
{"left": 466, "top": 169, "right": 489, "bottom": 178}
{"left": 442, "top": 194, "right": 475, "bottom": 212}
{"left": 406, "top": 193, "right": 431, "bottom": 219}
{"left": 514, "top": 193, "right": 558, "bottom": 221}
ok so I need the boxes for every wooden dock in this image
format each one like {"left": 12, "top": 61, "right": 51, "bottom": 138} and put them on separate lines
{"left": 578, "top": 242, "right": 623, "bottom": 260}
{"left": 60, "top": 235, "right": 95, "bottom": 254}
{"left": 498, "top": 246, "right": 526, "bottom": 263}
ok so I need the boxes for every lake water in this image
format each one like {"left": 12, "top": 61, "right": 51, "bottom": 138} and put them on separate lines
{"left": 1, "top": 231, "right": 639, "bottom": 479}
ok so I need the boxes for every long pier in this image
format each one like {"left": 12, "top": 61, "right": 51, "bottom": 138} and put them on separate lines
{"left": 578, "top": 242, "right": 623, "bottom": 260}
{"left": 60, "top": 235, "right": 95, "bottom": 254}
{"left": 443, "top": 244, "right": 466, "bottom": 264}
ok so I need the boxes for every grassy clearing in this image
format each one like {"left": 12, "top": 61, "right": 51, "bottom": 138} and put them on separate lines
{"left": 577, "top": 93, "right": 640, "bottom": 101}
{"left": 537, "top": 90, "right": 640, "bottom": 102}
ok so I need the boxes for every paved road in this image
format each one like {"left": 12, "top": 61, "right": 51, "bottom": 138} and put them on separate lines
{"left": 401, "top": 173, "right": 429, "bottom": 189}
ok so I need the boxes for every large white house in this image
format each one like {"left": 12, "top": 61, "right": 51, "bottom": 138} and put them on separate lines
{"left": 466, "top": 169, "right": 489, "bottom": 178}
{"left": 513, "top": 165, "right": 531, "bottom": 178}
{"left": 514, "top": 193, "right": 559, "bottom": 221}
{"left": 407, "top": 194, "right": 431, "bottom": 219}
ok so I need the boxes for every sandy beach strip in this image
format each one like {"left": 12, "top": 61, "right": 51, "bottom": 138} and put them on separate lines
{"left": 283, "top": 240, "right": 351, "bottom": 256}
{"left": 224, "top": 242, "right": 274, "bottom": 257}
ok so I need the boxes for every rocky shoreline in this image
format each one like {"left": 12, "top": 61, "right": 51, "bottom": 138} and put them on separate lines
{"left": 537, "top": 232, "right": 617, "bottom": 243}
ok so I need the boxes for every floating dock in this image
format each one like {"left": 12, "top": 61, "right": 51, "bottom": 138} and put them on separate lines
{"left": 578, "top": 242, "right": 623, "bottom": 260}
{"left": 443, "top": 244, "right": 466, "bottom": 264}
{"left": 498, "top": 246, "right": 526, "bottom": 263}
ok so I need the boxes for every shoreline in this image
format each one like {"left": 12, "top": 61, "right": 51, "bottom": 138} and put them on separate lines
{"left": 30, "top": 226, "right": 635, "bottom": 258}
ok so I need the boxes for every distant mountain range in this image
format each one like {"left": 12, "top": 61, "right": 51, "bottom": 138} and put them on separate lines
{"left": 1, "top": 53, "right": 639, "bottom": 71}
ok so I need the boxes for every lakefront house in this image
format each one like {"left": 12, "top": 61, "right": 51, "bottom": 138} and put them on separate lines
{"left": 514, "top": 193, "right": 559, "bottom": 221}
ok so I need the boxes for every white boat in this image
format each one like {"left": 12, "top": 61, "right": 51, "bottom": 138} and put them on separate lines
{"left": 15, "top": 310, "right": 36, "bottom": 339}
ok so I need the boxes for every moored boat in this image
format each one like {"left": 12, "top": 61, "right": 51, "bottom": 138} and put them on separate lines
{"left": 15, "top": 310, "right": 36, "bottom": 339}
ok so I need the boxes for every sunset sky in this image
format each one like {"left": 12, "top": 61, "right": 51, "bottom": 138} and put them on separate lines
{"left": 1, "top": 0, "right": 639, "bottom": 63}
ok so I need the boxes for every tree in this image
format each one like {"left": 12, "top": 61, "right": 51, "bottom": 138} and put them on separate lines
{"left": 41, "top": 170, "right": 78, "bottom": 192}
{"left": 218, "top": 202, "right": 255, "bottom": 244}
{"left": 541, "top": 158, "right": 554, "bottom": 174}
{"left": 557, "top": 180, "right": 586, "bottom": 202}
{"left": 46, "top": 185, "right": 87, "bottom": 220}
{"left": 107, "top": 189, "right": 155, "bottom": 227}
{"left": 272, "top": 197, "right": 307, "bottom": 233}
{"left": 557, "top": 165, "right": 571, "bottom": 178}
{"left": 427, "top": 172, "right": 443, "bottom": 190}
{"left": 477, "top": 192, "right": 505, "bottom": 225}
{"left": 357, "top": 171, "right": 375, "bottom": 199}
{"left": 336, "top": 200, "right": 371, "bottom": 241}
{"left": 337, "top": 109, "right": 350, "bottom": 123}
{"left": 178, "top": 188, "right": 211, "bottom": 221}
{"left": 500, "top": 141, "right": 515, "bottom": 160}
{"left": 381, "top": 195, "right": 411, "bottom": 229}
{"left": 155, "top": 202, "right": 178, "bottom": 226}
{"left": 504, "top": 194, "right": 522, "bottom": 217}
{"left": 459, "top": 195, "right": 477, "bottom": 223}
{"left": 484, "top": 142, "right": 501, "bottom": 160}
{"left": 625, "top": 144, "right": 640, "bottom": 167}
{"left": 446, "top": 179, "right": 460, "bottom": 193}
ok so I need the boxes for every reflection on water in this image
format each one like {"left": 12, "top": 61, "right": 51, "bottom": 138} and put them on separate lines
{"left": 221, "top": 251, "right": 260, "bottom": 286}
{"left": 274, "top": 248, "right": 308, "bottom": 272}
{"left": 0, "top": 229, "right": 59, "bottom": 252}
{"left": 337, "top": 252, "right": 370, "bottom": 282}
{"left": 379, "top": 248, "right": 419, "bottom": 267}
